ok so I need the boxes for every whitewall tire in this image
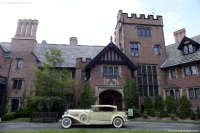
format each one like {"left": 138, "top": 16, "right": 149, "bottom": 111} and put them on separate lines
{"left": 62, "top": 117, "right": 72, "bottom": 128}
{"left": 113, "top": 117, "right": 123, "bottom": 128}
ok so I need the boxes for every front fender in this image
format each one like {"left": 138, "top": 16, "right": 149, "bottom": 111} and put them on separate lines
{"left": 62, "top": 114, "right": 90, "bottom": 125}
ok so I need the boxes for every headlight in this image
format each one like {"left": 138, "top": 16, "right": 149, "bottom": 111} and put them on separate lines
{"left": 64, "top": 111, "right": 68, "bottom": 115}
{"left": 124, "top": 115, "right": 128, "bottom": 118}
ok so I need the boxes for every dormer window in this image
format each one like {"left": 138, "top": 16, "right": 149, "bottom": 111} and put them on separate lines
{"left": 183, "top": 44, "right": 196, "bottom": 55}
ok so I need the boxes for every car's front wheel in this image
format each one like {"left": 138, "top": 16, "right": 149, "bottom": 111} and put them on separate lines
{"left": 113, "top": 117, "right": 123, "bottom": 128}
{"left": 62, "top": 117, "right": 72, "bottom": 128}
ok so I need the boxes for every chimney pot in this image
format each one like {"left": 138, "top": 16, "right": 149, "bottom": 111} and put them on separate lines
{"left": 70, "top": 37, "right": 78, "bottom": 45}
{"left": 42, "top": 40, "right": 48, "bottom": 44}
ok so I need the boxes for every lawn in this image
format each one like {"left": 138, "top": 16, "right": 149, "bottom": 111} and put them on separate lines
{"left": 0, "top": 129, "right": 192, "bottom": 133}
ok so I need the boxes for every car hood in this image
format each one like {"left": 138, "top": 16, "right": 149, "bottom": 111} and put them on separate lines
{"left": 68, "top": 109, "right": 90, "bottom": 114}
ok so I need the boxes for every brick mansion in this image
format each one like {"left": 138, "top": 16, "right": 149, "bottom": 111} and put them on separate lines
{"left": 0, "top": 10, "right": 200, "bottom": 112}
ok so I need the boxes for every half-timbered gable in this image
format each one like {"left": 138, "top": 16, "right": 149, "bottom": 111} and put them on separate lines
{"left": 85, "top": 41, "right": 137, "bottom": 78}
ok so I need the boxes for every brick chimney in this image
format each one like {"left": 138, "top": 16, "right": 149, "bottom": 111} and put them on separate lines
{"left": 173, "top": 28, "right": 186, "bottom": 43}
{"left": 70, "top": 37, "right": 78, "bottom": 45}
{"left": 11, "top": 19, "right": 39, "bottom": 52}
{"left": 14, "top": 19, "right": 39, "bottom": 39}
{"left": 117, "top": 10, "right": 123, "bottom": 21}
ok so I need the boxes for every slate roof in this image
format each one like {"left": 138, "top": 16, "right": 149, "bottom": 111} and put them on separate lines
{"left": 35, "top": 44, "right": 104, "bottom": 67}
{"left": 0, "top": 42, "right": 105, "bottom": 67}
{"left": 0, "top": 42, "right": 11, "bottom": 52}
{"left": 161, "top": 35, "right": 200, "bottom": 68}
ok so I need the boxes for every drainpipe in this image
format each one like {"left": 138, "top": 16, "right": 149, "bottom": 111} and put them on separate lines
{"left": 4, "top": 55, "right": 13, "bottom": 112}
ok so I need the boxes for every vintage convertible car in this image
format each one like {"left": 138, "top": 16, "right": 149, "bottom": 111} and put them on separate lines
{"left": 61, "top": 105, "right": 128, "bottom": 128}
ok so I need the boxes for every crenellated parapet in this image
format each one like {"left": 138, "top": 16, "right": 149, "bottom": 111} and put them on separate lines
{"left": 117, "top": 10, "right": 163, "bottom": 26}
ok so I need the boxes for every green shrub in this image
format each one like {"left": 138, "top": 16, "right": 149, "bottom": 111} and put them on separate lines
{"left": 165, "top": 96, "right": 176, "bottom": 114}
{"left": 155, "top": 111, "right": 163, "bottom": 118}
{"left": 190, "top": 110, "right": 196, "bottom": 120}
{"left": 154, "top": 96, "right": 164, "bottom": 111}
{"left": 142, "top": 111, "right": 148, "bottom": 119}
{"left": 179, "top": 96, "right": 191, "bottom": 118}
{"left": 160, "top": 111, "right": 164, "bottom": 118}
{"left": 144, "top": 96, "right": 153, "bottom": 115}
{"left": 149, "top": 108, "right": 155, "bottom": 117}
{"left": 195, "top": 107, "right": 200, "bottom": 119}
{"left": 133, "top": 107, "right": 140, "bottom": 118}
{"left": 169, "top": 113, "right": 177, "bottom": 120}
{"left": 14, "top": 108, "right": 31, "bottom": 118}
{"left": 155, "top": 111, "right": 159, "bottom": 117}
{"left": 0, "top": 111, "right": 6, "bottom": 118}
{"left": 163, "top": 110, "right": 169, "bottom": 117}
{"left": 1, "top": 112, "right": 16, "bottom": 121}
{"left": 180, "top": 111, "right": 186, "bottom": 119}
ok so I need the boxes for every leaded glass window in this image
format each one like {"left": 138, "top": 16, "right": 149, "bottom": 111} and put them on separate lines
{"left": 149, "top": 86, "right": 154, "bottom": 96}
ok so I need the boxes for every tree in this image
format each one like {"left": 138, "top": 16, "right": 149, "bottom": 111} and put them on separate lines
{"left": 29, "top": 46, "right": 76, "bottom": 112}
{"left": 144, "top": 96, "right": 153, "bottom": 115}
{"left": 79, "top": 81, "right": 96, "bottom": 109}
{"left": 154, "top": 95, "right": 164, "bottom": 111}
{"left": 165, "top": 96, "right": 176, "bottom": 114}
{"left": 179, "top": 96, "right": 191, "bottom": 119}
{"left": 123, "top": 77, "right": 139, "bottom": 110}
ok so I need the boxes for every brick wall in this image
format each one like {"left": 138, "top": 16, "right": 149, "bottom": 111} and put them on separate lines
{"left": 164, "top": 62, "right": 200, "bottom": 108}
{"left": 7, "top": 38, "right": 38, "bottom": 110}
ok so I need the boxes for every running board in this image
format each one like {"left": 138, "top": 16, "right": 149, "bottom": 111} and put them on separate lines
{"left": 88, "top": 120, "right": 112, "bottom": 125}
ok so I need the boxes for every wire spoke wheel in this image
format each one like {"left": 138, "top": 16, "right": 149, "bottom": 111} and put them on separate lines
{"left": 113, "top": 117, "right": 123, "bottom": 128}
{"left": 62, "top": 117, "right": 72, "bottom": 128}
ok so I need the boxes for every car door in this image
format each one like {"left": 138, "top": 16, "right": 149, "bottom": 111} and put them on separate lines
{"left": 98, "top": 107, "right": 112, "bottom": 121}
{"left": 90, "top": 107, "right": 102, "bottom": 121}
{"left": 90, "top": 107, "right": 112, "bottom": 121}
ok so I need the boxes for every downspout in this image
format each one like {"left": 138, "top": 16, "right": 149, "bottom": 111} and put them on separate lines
{"left": 4, "top": 55, "right": 13, "bottom": 112}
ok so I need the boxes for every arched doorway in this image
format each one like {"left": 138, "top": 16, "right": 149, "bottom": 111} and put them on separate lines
{"left": 99, "top": 90, "right": 122, "bottom": 111}
{"left": 102, "top": 96, "right": 113, "bottom": 105}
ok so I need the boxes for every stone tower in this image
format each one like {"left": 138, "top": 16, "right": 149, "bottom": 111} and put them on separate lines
{"left": 7, "top": 19, "right": 39, "bottom": 112}
{"left": 114, "top": 10, "right": 167, "bottom": 109}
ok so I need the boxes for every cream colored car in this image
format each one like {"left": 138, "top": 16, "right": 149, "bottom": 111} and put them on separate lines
{"left": 61, "top": 105, "right": 128, "bottom": 128}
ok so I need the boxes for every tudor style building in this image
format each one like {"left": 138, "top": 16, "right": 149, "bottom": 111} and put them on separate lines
{"left": 0, "top": 10, "right": 200, "bottom": 113}
{"left": 114, "top": 10, "right": 167, "bottom": 110}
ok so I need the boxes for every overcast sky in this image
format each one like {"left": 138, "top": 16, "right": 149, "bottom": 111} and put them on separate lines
{"left": 0, "top": 0, "right": 199, "bottom": 46}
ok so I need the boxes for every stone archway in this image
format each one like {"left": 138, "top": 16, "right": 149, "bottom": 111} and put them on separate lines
{"left": 99, "top": 90, "right": 122, "bottom": 111}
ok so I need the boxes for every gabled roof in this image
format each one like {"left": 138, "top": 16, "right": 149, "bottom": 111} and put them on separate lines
{"left": 177, "top": 36, "right": 200, "bottom": 50}
{"left": 85, "top": 41, "right": 137, "bottom": 71}
{"left": 161, "top": 35, "right": 200, "bottom": 68}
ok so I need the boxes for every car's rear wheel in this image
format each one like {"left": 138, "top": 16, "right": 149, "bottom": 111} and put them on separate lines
{"left": 113, "top": 117, "right": 123, "bottom": 128}
{"left": 62, "top": 117, "right": 72, "bottom": 128}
